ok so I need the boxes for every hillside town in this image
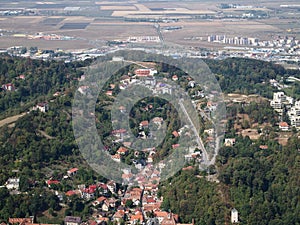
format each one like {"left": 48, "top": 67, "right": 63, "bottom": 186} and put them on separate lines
{"left": 0, "top": 65, "right": 212, "bottom": 225}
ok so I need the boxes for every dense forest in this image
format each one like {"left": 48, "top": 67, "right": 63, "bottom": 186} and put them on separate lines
{"left": 0, "top": 54, "right": 299, "bottom": 224}
{"left": 0, "top": 55, "right": 89, "bottom": 118}
{"left": 159, "top": 102, "right": 300, "bottom": 225}
{"left": 204, "top": 58, "right": 300, "bottom": 98}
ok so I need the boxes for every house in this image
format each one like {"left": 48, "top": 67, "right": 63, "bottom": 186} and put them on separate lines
{"left": 102, "top": 201, "right": 110, "bottom": 212}
{"left": 64, "top": 216, "right": 81, "bottom": 225}
{"left": 46, "top": 179, "right": 59, "bottom": 188}
{"left": 224, "top": 138, "right": 236, "bottom": 147}
{"left": 2, "top": 83, "right": 15, "bottom": 91}
{"left": 9, "top": 218, "right": 33, "bottom": 225}
{"left": 81, "top": 185, "right": 97, "bottom": 200}
{"left": 92, "top": 196, "right": 107, "bottom": 207}
{"left": 117, "top": 146, "right": 128, "bottom": 155}
{"left": 111, "top": 129, "right": 127, "bottom": 139}
{"left": 231, "top": 208, "right": 238, "bottom": 223}
{"left": 122, "top": 172, "right": 133, "bottom": 184}
{"left": 124, "top": 187, "right": 143, "bottom": 206}
{"left": 98, "top": 183, "right": 109, "bottom": 194}
{"left": 6, "top": 178, "right": 19, "bottom": 190}
{"left": 53, "top": 92, "right": 61, "bottom": 97}
{"left": 67, "top": 168, "right": 78, "bottom": 176}
{"left": 123, "top": 142, "right": 132, "bottom": 148}
{"left": 19, "top": 74, "right": 26, "bottom": 80}
{"left": 161, "top": 213, "right": 176, "bottom": 225}
{"left": 207, "top": 101, "right": 217, "bottom": 111}
{"left": 65, "top": 190, "right": 77, "bottom": 197}
{"left": 172, "top": 131, "right": 179, "bottom": 137}
{"left": 204, "top": 129, "right": 214, "bottom": 135}
{"left": 152, "top": 117, "right": 163, "bottom": 126}
{"left": 130, "top": 211, "right": 144, "bottom": 224}
{"left": 172, "top": 144, "right": 180, "bottom": 149}
{"left": 95, "top": 216, "right": 109, "bottom": 224}
{"left": 172, "top": 75, "right": 178, "bottom": 81}
{"left": 120, "top": 75, "right": 131, "bottom": 84}
{"left": 155, "top": 83, "right": 172, "bottom": 95}
{"left": 119, "top": 106, "right": 126, "bottom": 113}
{"left": 139, "top": 120, "right": 149, "bottom": 129}
{"left": 135, "top": 68, "right": 157, "bottom": 77}
{"left": 35, "top": 102, "right": 49, "bottom": 113}
{"left": 7, "top": 217, "right": 60, "bottom": 225}
{"left": 135, "top": 69, "right": 150, "bottom": 77}
{"left": 78, "top": 85, "right": 89, "bottom": 95}
{"left": 279, "top": 122, "right": 289, "bottom": 131}
{"left": 107, "top": 181, "right": 116, "bottom": 193}
{"left": 112, "top": 154, "right": 121, "bottom": 162}
{"left": 106, "top": 90, "right": 113, "bottom": 96}
{"left": 259, "top": 145, "right": 268, "bottom": 150}
{"left": 182, "top": 166, "right": 194, "bottom": 171}
{"left": 288, "top": 101, "right": 300, "bottom": 130}
{"left": 107, "top": 197, "right": 117, "bottom": 208}
{"left": 145, "top": 77, "right": 156, "bottom": 87}
{"left": 112, "top": 211, "right": 125, "bottom": 224}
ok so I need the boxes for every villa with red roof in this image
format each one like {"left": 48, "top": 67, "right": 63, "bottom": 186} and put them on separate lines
{"left": 279, "top": 121, "right": 289, "bottom": 131}
{"left": 67, "top": 168, "right": 78, "bottom": 176}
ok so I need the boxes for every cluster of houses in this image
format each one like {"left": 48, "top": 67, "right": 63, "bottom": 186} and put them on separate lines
{"left": 42, "top": 164, "right": 198, "bottom": 225}
{"left": 270, "top": 91, "right": 300, "bottom": 130}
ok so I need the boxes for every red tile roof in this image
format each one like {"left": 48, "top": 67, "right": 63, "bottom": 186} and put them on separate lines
{"left": 117, "top": 146, "right": 128, "bottom": 154}
{"left": 47, "top": 180, "right": 59, "bottom": 185}
{"left": 279, "top": 122, "right": 289, "bottom": 127}
{"left": 172, "top": 131, "right": 179, "bottom": 137}
{"left": 140, "top": 120, "right": 149, "bottom": 127}
{"left": 68, "top": 168, "right": 78, "bottom": 173}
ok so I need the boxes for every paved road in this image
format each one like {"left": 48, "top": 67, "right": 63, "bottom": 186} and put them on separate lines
{"left": 178, "top": 99, "right": 210, "bottom": 165}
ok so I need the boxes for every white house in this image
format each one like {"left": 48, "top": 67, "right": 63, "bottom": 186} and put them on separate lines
{"left": 36, "top": 102, "right": 49, "bottom": 112}
{"left": 288, "top": 100, "right": 300, "bottom": 129}
{"left": 231, "top": 208, "right": 238, "bottom": 223}
{"left": 77, "top": 85, "right": 89, "bottom": 95}
{"left": 6, "top": 178, "right": 19, "bottom": 190}
{"left": 224, "top": 138, "right": 236, "bottom": 147}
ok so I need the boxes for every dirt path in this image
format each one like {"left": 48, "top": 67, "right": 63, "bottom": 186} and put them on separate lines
{"left": 37, "top": 130, "right": 55, "bottom": 140}
{"left": 0, "top": 112, "right": 27, "bottom": 127}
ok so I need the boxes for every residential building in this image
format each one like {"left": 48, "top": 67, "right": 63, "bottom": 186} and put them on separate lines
{"left": 6, "top": 178, "right": 19, "bottom": 190}
{"left": 2, "top": 83, "right": 15, "bottom": 91}
{"left": 35, "top": 102, "right": 49, "bottom": 112}
{"left": 78, "top": 85, "right": 89, "bottom": 95}
{"left": 288, "top": 100, "right": 300, "bottom": 129}
{"left": 67, "top": 168, "right": 78, "bottom": 176}
{"left": 231, "top": 208, "right": 238, "bottom": 223}
{"left": 64, "top": 216, "right": 81, "bottom": 225}
{"left": 8, "top": 218, "right": 33, "bottom": 225}
{"left": 224, "top": 138, "right": 236, "bottom": 146}
{"left": 279, "top": 122, "right": 289, "bottom": 131}
{"left": 112, "top": 154, "right": 121, "bottom": 162}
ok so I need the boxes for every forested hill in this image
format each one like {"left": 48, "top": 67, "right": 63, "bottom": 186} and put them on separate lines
{"left": 204, "top": 58, "right": 300, "bottom": 97}
{"left": 0, "top": 55, "right": 299, "bottom": 223}
{"left": 0, "top": 55, "right": 90, "bottom": 117}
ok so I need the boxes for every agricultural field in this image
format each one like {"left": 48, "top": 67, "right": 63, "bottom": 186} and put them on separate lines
{"left": 0, "top": 0, "right": 300, "bottom": 50}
